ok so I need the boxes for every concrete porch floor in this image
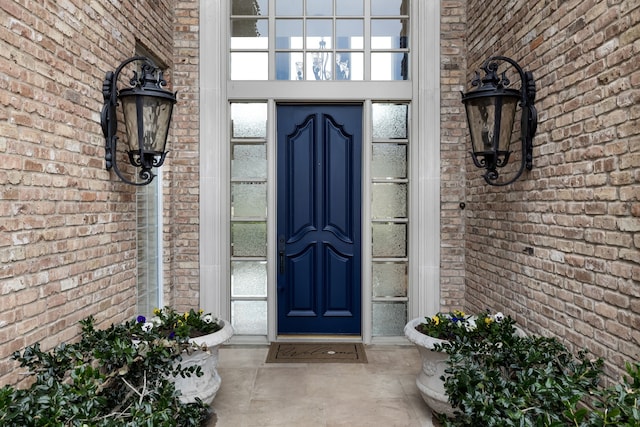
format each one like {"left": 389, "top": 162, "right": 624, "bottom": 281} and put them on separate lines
{"left": 208, "top": 345, "right": 435, "bottom": 427}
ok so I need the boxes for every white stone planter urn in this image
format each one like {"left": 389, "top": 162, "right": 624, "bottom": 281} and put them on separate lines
{"left": 405, "top": 316, "right": 526, "bottom": 416}
{"left": 404, "top": 317, "right": 456, "bottom": 416}
{"left": 173, "top": 319, "right": 234, "bottom": 405}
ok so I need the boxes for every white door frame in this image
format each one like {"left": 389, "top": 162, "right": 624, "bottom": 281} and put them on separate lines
{"left": 199, "top": 0, "right": 441, "bottom": 343}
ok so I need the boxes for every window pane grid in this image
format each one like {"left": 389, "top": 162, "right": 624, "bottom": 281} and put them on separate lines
{"left": 371, "top": 101, "right": 409, "bottom": 336}
{"left": 231, "top": 295, "right": 269, "bottom": 303}
{"left": 231, "top": 0, "right": 268, "bottom": 16}
{"left": 372, "top": 296, "right": 407, "bottom": 301}
{"left": 372, "top": 178, "right": 408, "bottom": 183}
{"left": 230, "top": 0, "right": 410, "bottom": 80}
{"left": 230, "top": 138, "right": 267, "bottom": 146}
{"left": 230, "top": 102, "right": 269, "bottom": 335}
{"left": 136, "top": 171, "right": 161, "bottom": 318}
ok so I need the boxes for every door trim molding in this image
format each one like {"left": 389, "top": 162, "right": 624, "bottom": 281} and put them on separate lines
{"left": 200, "top": 0, "right": 442, "bottom": 341}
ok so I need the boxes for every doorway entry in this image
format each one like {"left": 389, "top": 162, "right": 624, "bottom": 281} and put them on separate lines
{"left": 276, "top": 104, "right": 363, "bottom": 335}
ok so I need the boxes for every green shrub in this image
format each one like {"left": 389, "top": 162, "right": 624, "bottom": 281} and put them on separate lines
{"left": 0, "top": 316, "right": 211, "bottom": 427}
{"left": 433, "top": 318, "right": 640, "bottom": 427}
{"left": 587, "top": 362, "right": 640, "bottom": 426}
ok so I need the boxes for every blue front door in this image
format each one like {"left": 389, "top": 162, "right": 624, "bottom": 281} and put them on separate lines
{"left": 277, "top": 104, "right": 362, "bottom": 335}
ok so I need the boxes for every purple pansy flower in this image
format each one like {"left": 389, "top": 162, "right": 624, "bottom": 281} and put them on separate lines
{"left": 137, "top": 315, "right": 146, "bottom": 323}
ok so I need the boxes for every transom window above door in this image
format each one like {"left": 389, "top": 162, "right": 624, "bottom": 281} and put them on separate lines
{"left": 230, "top": 0, "right": 410, "bottom": 81}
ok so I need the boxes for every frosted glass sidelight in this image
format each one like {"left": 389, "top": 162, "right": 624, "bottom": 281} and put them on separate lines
{"left": 275, "top": 0, "right": 302, "bottom": 15}
{"left": 371, "top": 0, "right": 408, "bottom": 16}
{"left": 231, "top": 19, "right": 268, "bottom": 49}
{"left": 336, "top": 19, "right": 364, "bottom": 49}
{"left": 372, "top": 302, "right": 407, "bottom": 336}
{"left": 232, "top": 0, "right": 269, "bottom": 15}
{"left": 275, "top": 19, "right": 303, "bottom": 49}
{"left": 372, "top": 143, "right": 407, "bottom": 179}
{"left": 231, "top": 182, "right": 267, "bottom": 218}
{"left": 231, "top": 261, "right": 267, "bottom": 297}
{"left": 231, "top": 103, "right": 267, "bottom": 138}
{"left": 231, "top": 222, "right": 267, "bottom": 257}
{"left": 232, "top": 301, "right": 268, "bottom": 335}
{"left": 307, "top": 0, "right": 332, "bottom": 16}
{"left": 372, "top": 262, "right": 407, "bottom": 297}
{"left": 231, "top": 145, "right": 267, "bottom": 179}
{"left": 230, "top": 52, "right": 269, "bottom": 80}
{"left": 372, "top": 183, "right": 407, "bottom": 219}
{"left": 372, "top": 104, "right": 408, "bottom": 138}
{"left": 372, "top": 222, "right": 406, "bottom": 257}
{"left": 336, "top": 0, "right": 363, "bottom": 16}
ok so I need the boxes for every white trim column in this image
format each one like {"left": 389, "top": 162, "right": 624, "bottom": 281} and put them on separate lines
{"left": 199, "top": 0, "right": 229, "bottom": 320}
{"left": 411, "top": 0, "right": 441, "bottom": 319}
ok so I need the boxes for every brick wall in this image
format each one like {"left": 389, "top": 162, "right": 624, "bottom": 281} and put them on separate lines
{"left": 0, "top": 0, "right": 175, "bottom": 385}
{"left": 464, "top": 0, "right": 640, "bottom": 379}
{"left": 168, "top": 1, "right": 201, "bottom": 311}
{"left": 440, "top": 0, "right": 469, "bottom": 310}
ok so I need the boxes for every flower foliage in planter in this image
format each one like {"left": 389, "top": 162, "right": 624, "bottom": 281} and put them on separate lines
{"left": 415, "top": 310, "right": 512, "bottom": 343}
{"left": 136, "top": 307, "right": 222, "bottom": 342}
{"left": 0, "top": 316, "right": 212, "bottom": 427}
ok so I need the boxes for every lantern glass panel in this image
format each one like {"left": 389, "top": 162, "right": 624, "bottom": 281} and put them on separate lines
{"left": 465, "top": 97, "right": 496, "bottom": 155}
{"left": 144, "top": 96, "right": 173, "bottom": 153}
{"left": 122, "top": 95, "right": 173, "bottom": 154}
{"left": 497, "top": 96, "right": 518, "bottom": 153}
{"left": 122, "top": 96, "right": 140, "bottom": 151}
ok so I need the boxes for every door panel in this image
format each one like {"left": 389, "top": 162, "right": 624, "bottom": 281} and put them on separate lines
{"left": 277, "top": 104, "right": 362, "bottom": 335}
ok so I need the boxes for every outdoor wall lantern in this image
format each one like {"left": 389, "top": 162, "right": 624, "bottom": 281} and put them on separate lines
{"left": 101, "top": 56, "right": 177, "bottom": 186}
{"left": 461, "top": 56, "right": 537, "bottom": 186}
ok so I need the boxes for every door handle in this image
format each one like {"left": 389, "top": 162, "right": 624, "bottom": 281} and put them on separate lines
{"left": 278, "top": 235, "right": 285, "bottom": 275}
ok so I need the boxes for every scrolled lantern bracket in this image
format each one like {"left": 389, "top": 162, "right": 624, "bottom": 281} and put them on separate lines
{"left": 101, "top": 56, "right": 177, "bottom": 186}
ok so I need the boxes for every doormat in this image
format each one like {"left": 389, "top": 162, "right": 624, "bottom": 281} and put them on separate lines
{"left": 266, "top": 342, "right": 367, "bottom": 364}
